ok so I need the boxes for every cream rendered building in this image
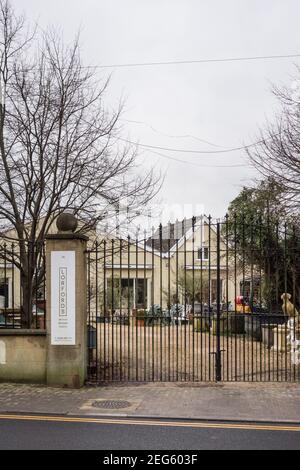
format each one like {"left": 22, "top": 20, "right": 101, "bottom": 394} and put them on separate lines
{"left": 0, "top": 215, "right": 245, "bottom": 321}
{"left": 92, "top": 216, "right": 242, "bottom": 316}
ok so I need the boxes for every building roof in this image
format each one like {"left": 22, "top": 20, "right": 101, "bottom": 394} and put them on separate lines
{"left": 146, "top": 216, "right": 205, "bottom": 253}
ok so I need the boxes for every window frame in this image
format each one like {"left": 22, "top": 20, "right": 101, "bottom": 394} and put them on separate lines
{"left": 197, "top": 246, "right": 209, "bottom": 261}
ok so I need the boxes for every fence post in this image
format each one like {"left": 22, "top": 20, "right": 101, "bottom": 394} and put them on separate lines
{"left": 215, "top": 222, "right": 222, "bottom": 381}
{"left": 45, "top": 214, "right": 88, "bottom": 388}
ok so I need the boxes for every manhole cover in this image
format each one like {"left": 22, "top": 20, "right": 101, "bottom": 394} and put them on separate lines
{"left": 91, "top": 400, "right": 131, "bottom": 409}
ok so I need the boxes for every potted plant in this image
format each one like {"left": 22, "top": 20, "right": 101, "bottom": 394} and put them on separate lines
{"left": 261, "top": 323, "right": 277, "bottom": 348}
{"left": 211, "top": 314, "right": 228, "bottom": 335}
{"left": 145, "top": 304, "right": 162, "bottom": 326}
{"left": 134, "top": 308, "right": 146, "bottom": 327}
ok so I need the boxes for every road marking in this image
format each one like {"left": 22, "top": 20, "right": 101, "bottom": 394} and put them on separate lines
{"left": 0, "top": 414, "right": 299, "bottom": 432}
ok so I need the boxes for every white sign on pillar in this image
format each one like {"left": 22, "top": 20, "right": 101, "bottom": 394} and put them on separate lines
{"left": 51, "top": 251, "right": 76, "bottom": 345}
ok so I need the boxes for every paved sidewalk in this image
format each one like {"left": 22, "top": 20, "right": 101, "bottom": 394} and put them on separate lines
{"left": 0, "top": 382, "right": 299, "bottom": 423}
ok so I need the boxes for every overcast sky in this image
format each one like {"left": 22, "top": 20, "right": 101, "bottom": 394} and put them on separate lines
{"left": 14, "top": 0, "right": 300, "bottom": 225}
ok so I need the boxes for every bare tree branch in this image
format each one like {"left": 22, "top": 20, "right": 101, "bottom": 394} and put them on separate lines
{"left": 0, "top": 0, "right": 161, "bottom": 326}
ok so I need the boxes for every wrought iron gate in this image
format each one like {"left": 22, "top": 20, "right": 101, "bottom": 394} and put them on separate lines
{"left": 86, "top": 216, "right": 300, "bottom": 383}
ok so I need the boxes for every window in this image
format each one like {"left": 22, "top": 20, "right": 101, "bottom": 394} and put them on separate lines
{"left": 106, "top": 278, "right": 147, "bottom": 309}
{"left": 136, "top": 279, "right": 148, "bottom": 308}
{"left": 197, "top": 246, "right": 209, "bottom": 261}
{"left": 0, "top": 278, "right": 8, "bottom": 308}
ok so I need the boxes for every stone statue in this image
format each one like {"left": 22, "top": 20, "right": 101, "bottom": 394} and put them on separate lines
{"left": 281, "top": 293, "right": 300, "bottom": 365}
{"left": 281, "top": 293, "right": 299, "bottom": 322}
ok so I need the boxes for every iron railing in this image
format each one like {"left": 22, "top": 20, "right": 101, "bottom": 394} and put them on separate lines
{"left": 86, "top": 216, "right": 300, "bottom": 383}
{"left": 0, "top": 240, "right": 46, "bottom": 329}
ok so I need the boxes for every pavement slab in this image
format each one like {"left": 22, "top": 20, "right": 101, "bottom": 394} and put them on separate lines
{"left": 0, "top": 381, "right": 299, "bottom": 423}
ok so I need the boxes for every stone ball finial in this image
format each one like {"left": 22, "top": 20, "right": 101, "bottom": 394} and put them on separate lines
{"left": 56, "top": 213, "right": 78, "bottom": 233}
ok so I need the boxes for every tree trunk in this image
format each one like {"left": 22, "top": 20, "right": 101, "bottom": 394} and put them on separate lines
{"left": 21, "top": 272, "right": 34, "bottom": 328}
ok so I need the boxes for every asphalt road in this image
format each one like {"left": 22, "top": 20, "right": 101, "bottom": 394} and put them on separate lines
{"left": 0, "top": 415, "right": 299, "bottom": 450}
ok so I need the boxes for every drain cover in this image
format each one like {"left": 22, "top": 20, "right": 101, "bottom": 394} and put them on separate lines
{"left": 91, "top": 400, "right": 131, "bottom": 409}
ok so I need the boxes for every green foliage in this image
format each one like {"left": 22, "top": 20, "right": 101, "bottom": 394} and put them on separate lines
{"left": 164, "top": 269, "right": 210, "bottom": 305}
{"left": 177, "top": 270, "right": 209, "bottom": 303}
{"left": 225, "top": 178, "right": 284, "bottom": 262}
{"left": 225, "top": 179, "right": 300, "bottom": 307}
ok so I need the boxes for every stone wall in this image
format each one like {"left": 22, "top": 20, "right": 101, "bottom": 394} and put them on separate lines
{"left": 0, "top": 330, "right": 46, "bottom": 384}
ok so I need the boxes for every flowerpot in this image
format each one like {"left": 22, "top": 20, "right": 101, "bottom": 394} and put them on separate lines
{"left": 134, "top": 318, "right": 145, "bottom": 327}
{"left": 87, "top": 325, "right": 97, "bottom": 349}
{"left": 228, "top": 314, "right": 245, "bottom": 334}
{"left": 272, "top": 324, "right": 289, "bottom": 352}
{"left": 244, "top": 315, "right": 261, "bottom": 341}
{"left": 38, "top": 316, "right": 45, "bottom": 329}
{"left": 211, "top": 317, "right": 228, "bottom": 335}
{"left": 261, "top": 324, "right": 275, "bottom": 348}
{"left": 193, "top": 315, "right": 210, "bottom": 332}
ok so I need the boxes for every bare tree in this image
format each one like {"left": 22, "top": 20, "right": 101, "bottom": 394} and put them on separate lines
{"left": 0, "top": 1, "right": 160, "bottom": 326}
{"left": 247, "top": 66, "right": 300, "bottom": 218}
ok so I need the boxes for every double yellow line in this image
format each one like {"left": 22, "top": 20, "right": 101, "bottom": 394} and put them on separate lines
{"left": 0, "top": 414, "right": 299, "bottom": 432}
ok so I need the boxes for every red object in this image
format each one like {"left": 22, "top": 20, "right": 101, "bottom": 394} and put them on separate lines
{"left": 235, "top": 296, "right": 244, "bottom": 305}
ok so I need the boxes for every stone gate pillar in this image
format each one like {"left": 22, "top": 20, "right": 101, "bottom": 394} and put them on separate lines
{"left": 45, "top": 214, "right": 88, "bottom": 388}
